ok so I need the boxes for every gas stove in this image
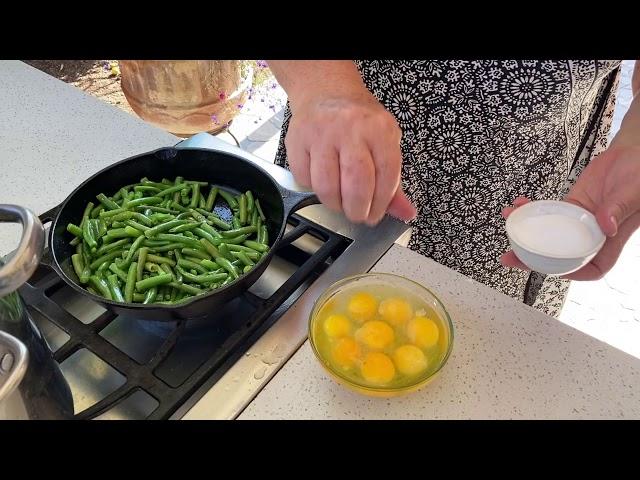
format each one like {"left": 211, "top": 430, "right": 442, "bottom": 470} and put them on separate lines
{"left": 18, "top": 133, "right": 409, "bottom": 420}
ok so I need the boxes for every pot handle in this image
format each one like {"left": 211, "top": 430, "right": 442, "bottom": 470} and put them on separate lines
{"left": 280, "top": 188, "right": 319, "bottom": 218}
{"left": 0, "top": 205, "right": 45, "bottom": 297}
{"left": 0, "top": 330, "right": 29, "bottom": 404}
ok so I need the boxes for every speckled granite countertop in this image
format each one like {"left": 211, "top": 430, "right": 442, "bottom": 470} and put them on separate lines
{"left": 239, "top": 245, "right": 640, "bottom": 419}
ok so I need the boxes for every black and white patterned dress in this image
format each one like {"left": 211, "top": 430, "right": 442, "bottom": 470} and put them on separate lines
{"left": 274, "top": 61, "right": 621, "bottom": 317}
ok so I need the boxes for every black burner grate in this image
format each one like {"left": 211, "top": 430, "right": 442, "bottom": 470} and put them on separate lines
{"left": 19, "top": 214, "right": 351, "bottom": 419}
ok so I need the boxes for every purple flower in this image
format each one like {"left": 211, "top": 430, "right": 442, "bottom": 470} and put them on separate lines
{"left": 219, "top": 92, "right": 226, "bottom": 100}
{"left": 237, "top": 103, "right": 243, "bottom": 109}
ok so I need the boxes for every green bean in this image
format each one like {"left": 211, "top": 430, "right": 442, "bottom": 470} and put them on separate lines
{"left": 215, "top": 256, "right": 239, "bottom": 279}
{"left": 132, "top": 293, "right": 146, "bottom": 302}
{"left": 70, "top": 237, "right": 80, "bottom": 247}
{"left": 125, "top": 220, "right": 150, "bottom": 232}
{"left": 111, "top": 221, "right": 126, "bottom": 229}
{"left": 231, "top": 249, "right": 260, "bottom": 261}
{"left": 136, "top": 247, "right": 148, "bottom": 282}
{"left": 227, "top": 244, "right": 262, "bottom": 255}
{"left": 260, "top": 225, "right": 269, "bottom": 245}
{"left": 177, "top": 258, "right": 208, "bottom": 275}
{"left": 245, "top": 240, "right": 269, "bottom": 252}
{"left": 90, "top": 204, "right": 104, "bottom": 219}
{"left": 142, "top": 287, "right": 157, "bottom": 304}
{"left": 181, "top": 248, "right": 211, "bottom": 260}
{"left": 170, "top": 201, "right": 189, "bottom": 213}
{"left": 119, "top": 235, "right": 146, "bottom": 270}
{"left": 103, "top": 228, "right": 131, "bottom": 240}
{"left": 147, "top": 243, "right": 186, "bottom": 253}
{"left": 80, "top": 202, "right": 94, "bottom": 229}
{"left": 155, "top": 183, "right": 189, "bottom": 197}
{"left": 200, "top": 259, "right": 219, "bottom": 271}
{"left": 96, "top": 237, "right": 131, "bottom": 255}
{"left": 238, "top": 194, "right": 247, "bottom": 225}
{"left": 220, "top": 275, "right": 234, "bottom": 286}
{"left": 156, "top": 234, "right": 204, "bottom": 250}
{"left": 106, "top": 210, "right": 132, "bottom": 221}
{"left": 89, "top": 275, "right": 112, "bottom": 299}
{"left": 218, "top": 189, "right": 238, "bottom": 209}
{"left": 67, "top": 223, "right": 83, "bottom": 238}
{"left": 97, "top": 261, "right": 110, "bottom": 274}
{"left": 243, "top": 265, "right": 252, "bottom": 274}
{"left": 251, "top": 208, "right": 259, "bottom": 228}
{"left": 135, "top": 273, "right": 173, "bottom": 292}
{"left": 172, "top": 176, "right": 184, "bottom": 204}
{"left": 169, "top": 222, "right": 200, "bottom": 233}
{"left": 159, "top": 263, "right": 177, "bottom": 281}
{"left": 123, "top": 262, "right": 137, "bottom": 302}
{"left": 146, "top": 254, "right": 176, "bottom": 266}
{"left": 256, "top": 225, "right": 265, "bottom": 244}
{"left": 134, "top": 185, "right": 161, "bottom": 194}
{"left": 199, "top": 238, "right": 221, "bottom": 258}
{"left": 145, "top": 219, "right": 189, "bottom": 238}
{"left": 108, "top": 262, "right": 128, "bottom": 283}
{"left": 106, "top": 274, "right": 125, "bottom": 302}
{"left": 89, "top": 249, "right": 126, "bottom": 270}
{"left": 127, "top": 196, "right": 164, "bottom": 208}
{"left": 222, "top": 234, "right": 249, "bottom": 245}
{"left": 97, "top": 193, "right": 120, "bottom": 210}
{"left": 233, "top": 250, "right": 254, "bottom": 267}
{"left": 221, "top": 226, "right": 257, "bottom": 238}
{"left": 71, "top": 254, "right": 90, "bottom": 284}
{"left": 245, "top": 191, "right": 255, "bottom": 214}
{"left": 255, "top": 199, "right": 266, "bottom": 221}
{"left": 195, "top": 208, "right": 232, "bottom": 230}
{"left": 205, "top": 187, "right": 218, "bottom": 211}
{"left": 176, "top": 267, "right": 227, "bottom": 286}
{"left": 141, "top": 179, "right": 172, "bottom": 190}
{"left": 136, "top": 205, "right": 180, "bottom": 215}
{"left": 193, "top": 227, "right": 215, "bottom": 243}
{"left": 197, "top": 222, "right": 222, "bottom": 238}
{"left": 168, "top": 282, "right": 204, "bottom": 296}
{"left": 82, "top": 218, "right": 98, "bottom": 250}
{"left": 232, "top": 217, "right": 241, "bottom": 229}
{"left": 190, "top": 183, "right": 200, "bottom": 209}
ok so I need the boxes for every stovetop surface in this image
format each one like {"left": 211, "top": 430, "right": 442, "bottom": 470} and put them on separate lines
{"left": 19, "top": 215, "right": 351, "bottom": 419}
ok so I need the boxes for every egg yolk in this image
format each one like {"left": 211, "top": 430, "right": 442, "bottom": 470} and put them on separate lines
{"left": 347, "top": 292, "right": 378, "bottom": 323}
{"left": 323, "top": 314, "right": 351, "bottom": 338}
{"left": 393, "top": 344, "right": 428, "bottom": 376}
{"left": 378, "top": 297, "right": 413, "bottom": 327}
{"left": 355, "top": 320, "right": 395, "bottom": 350}
{"left": 407, "top": 316, "right": 440, "bottom": 349}
{"left": 332, "top": 338, "right": 360, "bottom": 370}
{"left": 361, "top": 352, "right": 396, "bottom": 385}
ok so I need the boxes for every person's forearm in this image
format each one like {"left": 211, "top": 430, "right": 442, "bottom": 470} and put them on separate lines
{"left": 610, "top": 62, "right": 640, "bottom": 148}
{"left": 267, "top": 61, "right": 368, "bottom": 111}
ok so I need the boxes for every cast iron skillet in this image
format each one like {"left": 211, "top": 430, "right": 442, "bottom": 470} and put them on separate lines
{"left": 39, "top": 146, "right": 318, "bottom": 321}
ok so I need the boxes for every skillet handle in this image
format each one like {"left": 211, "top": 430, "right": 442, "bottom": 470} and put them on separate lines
{"left": 281, "top": 188, "right": 319, "bottom": 218}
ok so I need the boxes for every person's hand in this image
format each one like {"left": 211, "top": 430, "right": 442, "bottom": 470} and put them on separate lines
{"left": 286, "top": 90, "right": 416, "bottom": 225}
{"left": 500, "top": 145, "right": 640, "bottom": 280}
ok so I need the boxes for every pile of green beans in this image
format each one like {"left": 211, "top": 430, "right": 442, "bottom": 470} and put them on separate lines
{"left": 66, "top": 177, "right": 270, "bottom": 305}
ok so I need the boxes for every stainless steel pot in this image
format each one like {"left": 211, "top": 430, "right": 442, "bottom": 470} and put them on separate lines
{"left": 0, "top": 205, "right": 74, "bottom": 419}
